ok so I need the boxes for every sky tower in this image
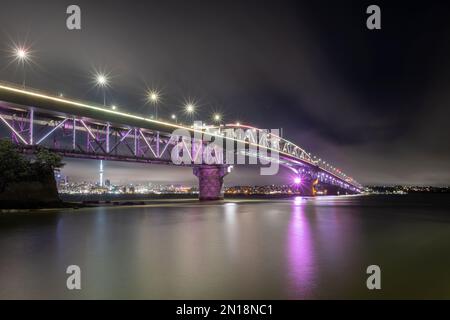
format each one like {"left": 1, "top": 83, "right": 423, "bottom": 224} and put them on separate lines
{"left": 99, "top": 160, "right": 104, "bottom": 187}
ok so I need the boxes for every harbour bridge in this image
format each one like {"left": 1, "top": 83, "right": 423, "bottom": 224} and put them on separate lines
{"left": 0, "top": 81, "right": 363, "bottom": 200}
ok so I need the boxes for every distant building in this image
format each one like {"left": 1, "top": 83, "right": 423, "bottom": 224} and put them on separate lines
{"left": 99, "top": 160, "right": 104, "bottom": 187}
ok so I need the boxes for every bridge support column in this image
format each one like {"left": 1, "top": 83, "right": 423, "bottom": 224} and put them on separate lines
{"left": 193, "top": 166, "right": 228, "bottom": 201}
{"left": 298, "top": 178, "right": 318, "bottom": 196}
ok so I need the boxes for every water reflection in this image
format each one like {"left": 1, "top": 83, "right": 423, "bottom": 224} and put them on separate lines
{"left": 1, "top": 195, "right": 450, "bottom": 299}
{"left": 286, "top": 200, "right": 316, "bottom": 298}
{"left": 224, "top": 202, "right": 238, "bottom": 257}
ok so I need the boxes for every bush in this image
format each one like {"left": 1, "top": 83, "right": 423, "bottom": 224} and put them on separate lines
{"left": 0, "top": 139, "right": 65, "bottom": 191}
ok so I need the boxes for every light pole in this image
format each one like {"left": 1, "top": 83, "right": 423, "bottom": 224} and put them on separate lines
{"left": 95, "top": 73, "right": 109, "bottom": 106}
{"left": 99, "top": 159, "right": 104, "bottom": 187}
{"left": 147, "top": 90, "right": 160, "bottom": 119}
{"left": 213, "top": 113, "right": 222, "bottom": 124}
{"left": 185, "top": 102, "right": 196, "bottom": 124}
{"left": 94, "top": 72, "right": 109, "bottom": 188}
{"left": 14, "top": 47, "right": 30, "bottom": 88}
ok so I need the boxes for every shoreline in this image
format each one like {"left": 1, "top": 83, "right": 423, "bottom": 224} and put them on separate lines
{"left": 1, "top": 193, "right": 361, "bottom": 212}
{"left": 2, "top": 192, "right": 448, "bottom": 213}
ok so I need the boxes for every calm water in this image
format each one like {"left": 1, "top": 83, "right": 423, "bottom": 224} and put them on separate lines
{"left": 1, "top": 194, "right": 450, "bottom": 299}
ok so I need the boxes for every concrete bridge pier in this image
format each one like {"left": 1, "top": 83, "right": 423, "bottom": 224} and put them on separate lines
{"left": 193, "top": 165, "right": 229, "bottom": 201}
{"left": 298, "top": 178, "right": 318, "bottom": 196}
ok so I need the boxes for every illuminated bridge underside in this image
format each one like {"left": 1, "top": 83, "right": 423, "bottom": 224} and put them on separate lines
{"left": 0, "top": 82, "right": 363, "bottom": 199}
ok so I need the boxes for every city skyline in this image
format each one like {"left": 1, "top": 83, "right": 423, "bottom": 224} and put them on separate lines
{"left": 60, "top": 159, "right": 450, "bottom": 187}
{"left": 60, "top": 159, "right": 296, "bottom": 186}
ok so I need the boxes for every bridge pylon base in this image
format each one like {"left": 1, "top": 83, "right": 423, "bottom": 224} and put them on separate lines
{"left": 193, "top": 165, "right": 228, "bottom": 201}
{"left": 297, "top": 178, "right": 318, "bottom": 196}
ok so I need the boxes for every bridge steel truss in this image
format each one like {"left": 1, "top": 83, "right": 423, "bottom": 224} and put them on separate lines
{"left": 211, "top": 124, "right": 363, "bottom": 193}
{"left": 0, "top": 106, "right": 182, "bottom": 165}
{"left": 0, "top": 82, "right": 363, "bottom": 197}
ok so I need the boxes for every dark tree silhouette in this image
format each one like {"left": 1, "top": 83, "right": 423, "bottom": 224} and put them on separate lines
{"left": 0, "top": 139, "right": 65, "bottom": 192}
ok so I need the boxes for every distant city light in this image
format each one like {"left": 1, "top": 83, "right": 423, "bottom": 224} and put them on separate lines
{"left": 171, "top": 114, "right": 176, "bottom": 119}
{"left": 111, "top": 105, "right": 117, "bottom": 110}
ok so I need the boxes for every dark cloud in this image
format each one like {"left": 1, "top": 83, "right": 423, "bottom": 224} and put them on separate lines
{"left": 0, "top": 0, "right": 449, "bottom": 185}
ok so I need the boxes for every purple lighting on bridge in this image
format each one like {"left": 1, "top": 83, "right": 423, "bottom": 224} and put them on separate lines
{"left": 0, "top": 82, "right": 363, "bottom": 195}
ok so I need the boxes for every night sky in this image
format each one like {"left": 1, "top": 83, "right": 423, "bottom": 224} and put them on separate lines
{"left": 1, "top": 0, "right": 449, "bottom": 186}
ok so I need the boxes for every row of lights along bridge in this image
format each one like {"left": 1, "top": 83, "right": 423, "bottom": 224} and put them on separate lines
{"left": 8, "top": 43, "right": 223, "bottom": 126}
{"left": 6, "top": 42, "right": 347, "bottom": 177}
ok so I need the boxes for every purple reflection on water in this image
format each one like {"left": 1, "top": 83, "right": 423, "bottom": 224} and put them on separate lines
{"left": 286, "top": 199, "right": 316, "bottom": 298}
